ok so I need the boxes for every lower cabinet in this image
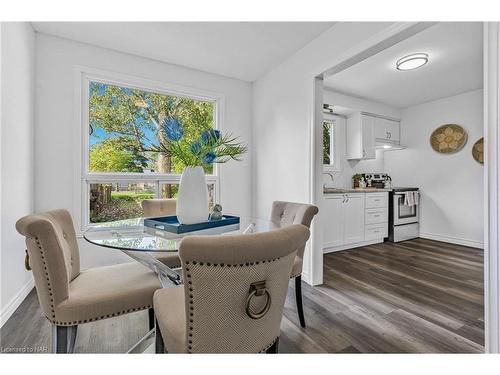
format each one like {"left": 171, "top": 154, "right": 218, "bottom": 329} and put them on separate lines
{"left": 365, "top": 223, "right": 388, "bottom": 240}
{"left": 324, "top": 192, "right": 389, "bottom": 252}
{"left": 323, "top": 194, "right": 345, "bottom": 248}
{"left": 344, "top": 194, "right": 365, "bottom": 243}
{"left": 323, "top": 193, "right": 365, "bottom": 248}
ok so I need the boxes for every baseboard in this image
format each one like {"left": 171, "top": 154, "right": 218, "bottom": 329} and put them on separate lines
{"left": 301, "top": 271, "right": 311, "bottom": 285}
{"left": 0, "top": 278, "right": 34, "bottom": 328}
{"left": 323, "top": 238, "right": 383, "bottom": 254}
{"left": 419, "top": 232, "right": 484, "bottom": 249}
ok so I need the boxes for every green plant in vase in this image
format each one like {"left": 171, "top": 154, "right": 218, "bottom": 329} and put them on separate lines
{"left": 154, "top": 117, "right": 247, "bottom": 224}
{"left": 352, "top": 173, "right": 364, "bottom": 189}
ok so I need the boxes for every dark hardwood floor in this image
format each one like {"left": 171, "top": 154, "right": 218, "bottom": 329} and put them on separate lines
{"left": 0, "top": 238, "right": 484, "bottom": 353}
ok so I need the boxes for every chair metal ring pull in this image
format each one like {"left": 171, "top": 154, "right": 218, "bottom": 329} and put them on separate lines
{"left": 246, "top": 280, "right": 271, "bottom": 319}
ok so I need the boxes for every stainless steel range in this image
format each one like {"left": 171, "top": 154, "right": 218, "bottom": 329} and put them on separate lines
{"left": 388, "top": 187, "right": 420, "bottom": 242}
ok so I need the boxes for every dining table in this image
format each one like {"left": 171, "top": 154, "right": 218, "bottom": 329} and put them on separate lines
{"left": 83, "top": 216, "right": 279, "bottom": 287}
{"left": 83, "top": 215, "right": 279, "bottom": 353}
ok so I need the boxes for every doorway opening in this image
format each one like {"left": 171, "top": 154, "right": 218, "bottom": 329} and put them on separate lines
{"left": 308, "top": 22, "right": 488, "bottom": 353}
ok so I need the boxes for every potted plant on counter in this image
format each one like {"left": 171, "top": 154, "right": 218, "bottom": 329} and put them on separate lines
{"left": 156, "top": 117, "right": 247, "bottom": 224}
{"left": 352, "top": 173, "right": 365, "bottom": 189}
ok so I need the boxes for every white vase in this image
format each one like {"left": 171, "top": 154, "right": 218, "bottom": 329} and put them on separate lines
{"left": 176, "top": 166, "right": 209, "bottom": 224}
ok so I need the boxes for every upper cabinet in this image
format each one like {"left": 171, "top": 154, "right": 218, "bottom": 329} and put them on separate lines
{"left": 373, "top": 117, "right": 400, "bottom": 144}
{"left": 346, "top": 113, "right": 375, "bottom": 160}
{"left": 347, "top": 112, "right": 401, "bottom": 160}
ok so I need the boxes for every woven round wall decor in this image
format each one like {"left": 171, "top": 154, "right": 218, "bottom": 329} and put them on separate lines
{"left": 429, "top": 124, "right": 468, "bottom": 154}
{"left": 472, "top": 137, "right": 484, "bottom": 165}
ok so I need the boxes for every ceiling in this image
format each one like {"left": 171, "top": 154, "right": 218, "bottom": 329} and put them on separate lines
{"left": 32, "top": 22, "right": 334, "bottom": 82}
{"left": 324, "top": 22, "right": 483, "bottom": 109}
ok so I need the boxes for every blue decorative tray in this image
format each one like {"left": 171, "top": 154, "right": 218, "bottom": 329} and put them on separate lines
{"left": 144, "top": 215, "right": 240, "bottom": 234}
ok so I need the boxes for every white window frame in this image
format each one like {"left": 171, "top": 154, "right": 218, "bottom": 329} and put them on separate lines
{"left": 74, "top": 67, "right": 224, "bottom": 231}
{"left": 323, "top": 113, "right": 341, "bottom": 172}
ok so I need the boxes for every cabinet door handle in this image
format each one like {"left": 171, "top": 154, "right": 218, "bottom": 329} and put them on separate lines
{"left": 362, "top": 149, "right": 366, "bottom": 157}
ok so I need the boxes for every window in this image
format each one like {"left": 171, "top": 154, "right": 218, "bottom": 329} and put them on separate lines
{"left": 323, "top": 120, "right": 334, "bottom": 165}
{"left": 323, "top": 114, "right": 342, "bottom": 172}
{"left": 89, "top": 182, "right": 157, "bottom": 223}
{"left": 81, "top": 73, "right": 220, "bottom": 226}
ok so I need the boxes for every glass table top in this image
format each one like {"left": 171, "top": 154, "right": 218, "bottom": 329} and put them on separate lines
{"left": 83, "top": 216, "right": 279, "bottom": 252}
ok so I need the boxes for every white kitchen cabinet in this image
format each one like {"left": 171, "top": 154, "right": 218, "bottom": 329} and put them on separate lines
{"left": 365, "top": 193, "right": 388, "bottom": 209}
{"left": 364, "top": 192, "right": 389, "bottom": 239}
{"left": 344, "top": 194, "right": 365, "bottom": 243}
{"left": 323, "top": 193, "right": 365, "bottom": 248}
{"left": 324, "top": 192, "right": 389, "bottom": 253}
{"left": 347, "top": 113, "right": 402, "bottom": 160}
{"left": 365, "top": 223, "right": 388, "bottom": 240}
{"left": 346, "top": 113, "right": 375, "bottom": 160}
{"left": 323, "top": 194, "right": 344, "bottom": 247}
{"left": 365, "top": 208, "right": 388, "bottom": 224}
{"left": 374, "top": 117, "right": 400, "bottom": 143}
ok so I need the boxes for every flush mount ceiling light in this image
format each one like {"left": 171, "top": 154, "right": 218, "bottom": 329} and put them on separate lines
{"left": 396, "top": 53, "right": 429, "bottom": 71}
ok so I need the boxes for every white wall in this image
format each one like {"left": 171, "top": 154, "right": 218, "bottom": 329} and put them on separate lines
{"left": 322, "top": 89, "right": 401, "bottom": 188}
{"left": 35, "top": 33, "right": 253, "bottom": 269}
{"left": 385, "top": 89, "right": 484, "bottom": 248}
{"left": 0, "top": 22, "right": 35, "bottom": 326}
{"left": 252, "top": 22, "right": 394, "bottom": 283}
{"left": 253, "top": 23, "right": 393, "bottom": 217}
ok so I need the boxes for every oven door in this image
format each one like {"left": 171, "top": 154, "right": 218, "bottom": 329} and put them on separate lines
{"left": 393, "top": 193, "right": 419, "bottom": 225}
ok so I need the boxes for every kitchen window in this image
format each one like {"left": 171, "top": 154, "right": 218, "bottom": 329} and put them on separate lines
{"left": 323, "top": 113, "right": 342, "bottom": 171}
{"left": 80, "top": 72, "right": 220, "bottom": 226}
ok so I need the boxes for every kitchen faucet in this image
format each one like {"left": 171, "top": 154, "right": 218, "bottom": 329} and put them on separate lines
{"left": 323, "top": 172, "right": 335, "bottom": 188}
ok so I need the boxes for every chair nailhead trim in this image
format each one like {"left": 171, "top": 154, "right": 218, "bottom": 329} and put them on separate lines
{"left": 184, "top": 257, "right": 280, "bottom": 269}
{"left": 185, "top": 266, "right": 194, "bottom": 353}
{"left": 183, "top": 256, "right": 282, "bottom": 353}
{"left": 51, "top": 305, "right": 152, "bottom": 326}
{"left": 34, "top": 236, "right": 152, "bottom": 326}
{"left": 34, "top": 237, "right": 56, "bottom": 320}
{"left": 260, "top": 337, "right": 279, "bottom": 353}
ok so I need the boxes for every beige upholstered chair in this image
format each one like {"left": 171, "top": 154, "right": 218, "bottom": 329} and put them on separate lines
{"left": 270, "top": 201, "right": 319, "bottom": 328}
{"left": 142, "top": 198, "right": 176, "bottom": 218}
{"left": 141, "top": 199, "right": 181, "bottom": 268}
{"left": 15, "top": 209, "right": 162, "bottom": 353}
{"left": 153, "top": 224, "right": 310, "bottom": 353}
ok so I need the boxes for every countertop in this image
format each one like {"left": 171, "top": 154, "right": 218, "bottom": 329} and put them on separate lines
{"left": 323, "top": 187, "right": 391, "bottom": 194}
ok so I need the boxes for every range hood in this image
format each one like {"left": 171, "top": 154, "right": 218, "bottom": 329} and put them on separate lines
{"left": 375, "top": 140, "right": 406, "bottom": 151}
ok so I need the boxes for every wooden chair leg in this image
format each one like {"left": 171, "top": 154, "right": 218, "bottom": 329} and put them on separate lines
{"left": 148, "top": 308, "right": 155, "bottom": 331}
{"left": 295, "top": 275, "right": 306, "bottom": 328}
{"left": 52, "top": 324, "right": 78, "bottom": 353}
{"left": 266, "top": 338, "right": 279, "bottom": 353}
{"left": 155, "top": 319, "right": 165, "bottom": 354}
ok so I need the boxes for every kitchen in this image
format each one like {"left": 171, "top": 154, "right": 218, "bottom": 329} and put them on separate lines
{"left": 314, "top": 21, "right": 485, "bottom": 351}
{"left": 321, "top": 22, "right": 483, "bottom": 253}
